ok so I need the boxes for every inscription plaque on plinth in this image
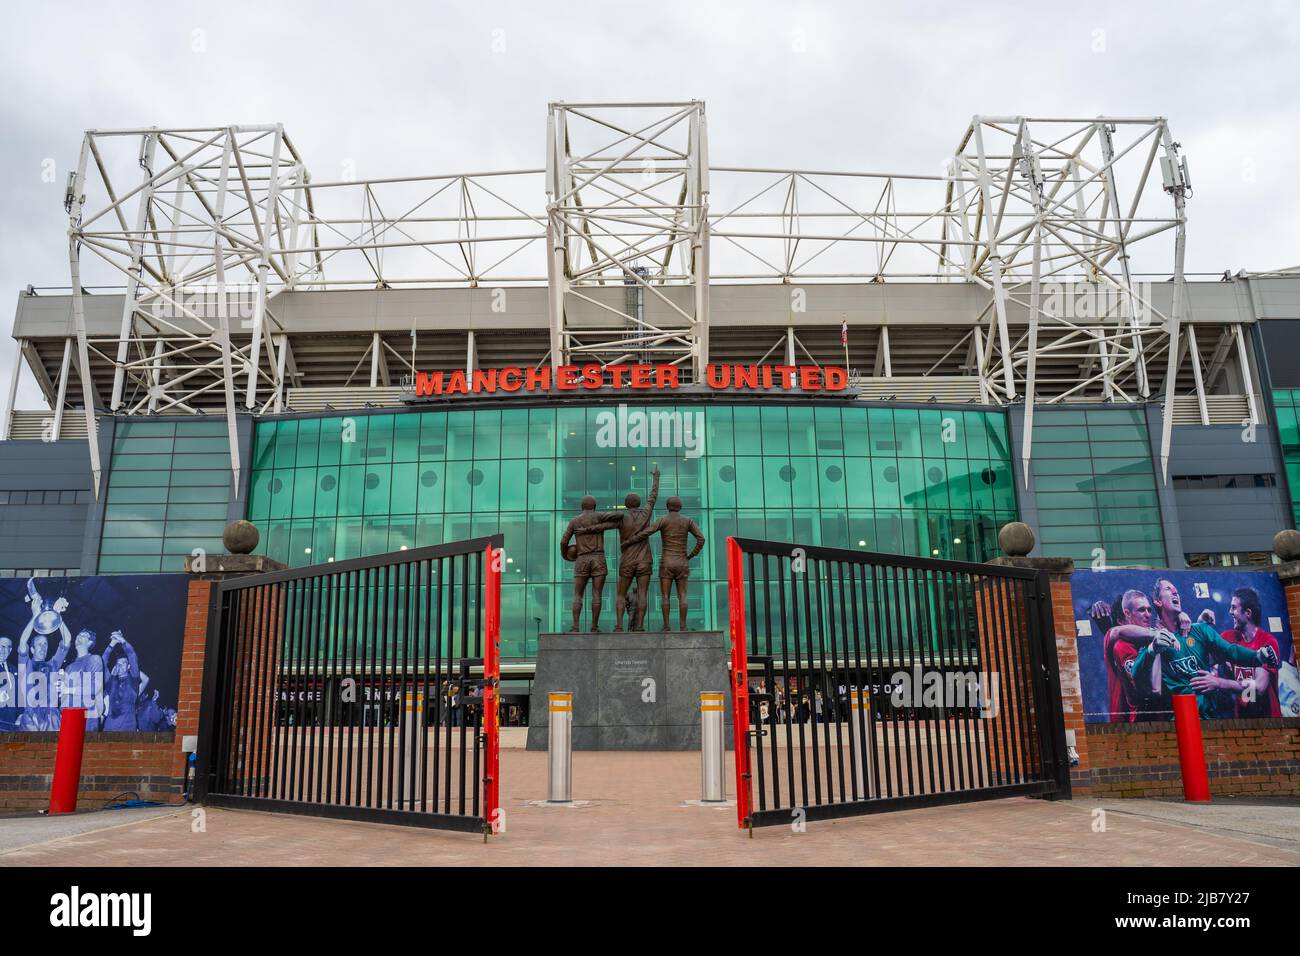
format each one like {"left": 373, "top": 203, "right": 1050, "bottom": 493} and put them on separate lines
{"left": 526, "top": 630, "right": 733, "bottom": 751}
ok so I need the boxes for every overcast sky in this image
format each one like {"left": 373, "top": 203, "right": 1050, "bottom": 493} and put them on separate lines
{"left": 2, "top": 0, "right": 1297, "bottom": 408}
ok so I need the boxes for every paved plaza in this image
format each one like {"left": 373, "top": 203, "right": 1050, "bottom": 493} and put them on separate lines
{"left": 3, "top": 750, "right": 1298, "bottom": 867}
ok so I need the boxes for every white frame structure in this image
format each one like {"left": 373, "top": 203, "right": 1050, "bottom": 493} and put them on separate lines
{"left": 545, "top": 101, "right": 709, "bottom": 375}
{"left": 51, "top": 107, "right": 1207, "bottom": 493}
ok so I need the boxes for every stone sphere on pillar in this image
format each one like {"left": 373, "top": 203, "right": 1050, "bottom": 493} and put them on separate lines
{"left": 223, "top": 519, "right": 260, "bottom": 555}
{"left": 1273, "top": 529, "right": 1300, "bottom": 562}
{"left": 997, "top": 521, "right": 1035, "bottom": 558}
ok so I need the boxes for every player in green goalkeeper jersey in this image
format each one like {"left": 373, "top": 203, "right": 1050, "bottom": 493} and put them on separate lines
{"left": 1133, "top": 579, "right": 1279, "bottom": 719}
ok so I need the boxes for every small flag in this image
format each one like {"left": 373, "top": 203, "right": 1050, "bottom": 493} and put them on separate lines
{"left": 840, "top": 318, "right": 848, "bottom": 346}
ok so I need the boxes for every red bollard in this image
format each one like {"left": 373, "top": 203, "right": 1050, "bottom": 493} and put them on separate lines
{"left": 48, "top": 707, "right": 87, "bottom": 815}
{"left": 1171, "top": 694, "right": 1210, "bottom": 803}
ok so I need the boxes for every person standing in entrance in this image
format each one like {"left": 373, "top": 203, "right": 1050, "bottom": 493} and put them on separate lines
{"left": 628, "top": 496, "right": 705, "bottom": 631}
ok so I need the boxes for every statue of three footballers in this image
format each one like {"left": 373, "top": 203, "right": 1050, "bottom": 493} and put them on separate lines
{"left": 559, "top": 465, "right": 705, "bottom": 632}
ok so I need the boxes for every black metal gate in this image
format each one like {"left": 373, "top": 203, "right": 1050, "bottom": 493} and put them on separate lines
{"left": 727, "top": 537, "right": 1070, "bottom": 830}
{"left": 195, "top": 534, "right": 504, "bottom": 834}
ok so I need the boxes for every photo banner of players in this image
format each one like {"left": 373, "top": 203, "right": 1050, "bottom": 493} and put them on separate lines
{"left": 0, "top": 575, "right": 189, "bottom": 732}
{"left": 1071, "top": 568, "right": 1300, "bottom": 723}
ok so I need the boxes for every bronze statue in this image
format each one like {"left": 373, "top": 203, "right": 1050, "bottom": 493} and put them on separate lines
{"left": 612, "top": 465, "right": 660, "bottom": 632}
{"left": 628, "top": 496, "right": 705, "bottom": 631}
{"left": 559, "top": 498, "right": 621, "bottom": 632}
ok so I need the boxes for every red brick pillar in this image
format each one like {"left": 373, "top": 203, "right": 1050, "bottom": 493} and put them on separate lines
{"left": 172, "top": 579, "right": 216, "bottom": 796}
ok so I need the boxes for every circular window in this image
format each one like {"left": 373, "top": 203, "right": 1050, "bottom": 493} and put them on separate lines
{"left": 778, "top": 465, "right": 796, "bottom": 483}
{"left": 927, "top": 466, "right": 944, "bottom": 484}
{"left": 270, "top": 478, "right": 283, "bottom": 494}
{"left": 883, "top": 465, "right": 898, "bottom": 483}
{"left": 980, "top": 467, "right": 997, "bottom": 486}
{"left": 527, "top": 467, "right": 545, "bottom": 485}
{"left": 719, "top": 465, "right": 736, "bottom": 483}
{"left": 319, "top": 474, "right": 336, "bottom": 492}
{"left": 825, "top": 464, "right": 843, "bottom": 482}
{"left": 420, "top": 470, "right": 438, "bottom": 488}
{"left": 468, "top": 468, "right": 484, "bottom": 487}
{"left": 364, "top": 473, "right": 380, "bottom": 490}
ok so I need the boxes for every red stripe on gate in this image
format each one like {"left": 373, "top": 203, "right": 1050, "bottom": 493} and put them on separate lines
{"left": 727, "top": 537, "right": 752, "bottom": 829}
{"left": 484, "top": 543, "right": 502, "bottom": 830}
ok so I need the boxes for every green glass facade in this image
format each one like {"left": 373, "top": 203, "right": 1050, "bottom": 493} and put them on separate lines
{"left": 1028, "top": 408, "right": 1167, "bottom": 566}
{"left": 98, "top": 420, "right": 234, "bottom": 573}
{"left": 246, "top": 403, "right": 1017, "bottom": 659}
{"left": 1272, "top": 388, "right": 1300, "bottom": 526}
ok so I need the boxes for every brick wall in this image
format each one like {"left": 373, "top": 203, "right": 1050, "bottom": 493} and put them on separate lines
{"left": 0, "top": 577, "right": 213, "bottom": 812}
{"left": 1074, "top": 719, "right": 1300, "bottom": 798}
{"left": 0, "top": 733, "right": 179, "bottom": 810}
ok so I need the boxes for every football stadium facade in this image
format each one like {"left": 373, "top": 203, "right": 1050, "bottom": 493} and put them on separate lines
{"left": 5, "top": 103, "right": 1300, "bottom": 670}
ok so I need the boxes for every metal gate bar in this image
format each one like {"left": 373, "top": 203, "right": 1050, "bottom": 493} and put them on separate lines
{"left": 728, "top": 536, "right": 1069, "bottom": 831}
{"left": 196, "top": 534, "right": 503, "bottom": 834}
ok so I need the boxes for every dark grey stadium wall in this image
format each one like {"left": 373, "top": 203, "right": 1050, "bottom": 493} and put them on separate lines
{"left": 1257, "top": 319, "right": 1300, "bottom": 388}
{"left": 0, "top": 438, "right": 93, "bottom": 572}
{"left": 1166, "top": 421, "right": 1290, "bottom": 557}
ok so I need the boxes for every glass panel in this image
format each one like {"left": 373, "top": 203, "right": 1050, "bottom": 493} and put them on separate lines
{"left": 500, "top": 409, "right": 529, "bottom": 458}
{"left": 500, "top": 459, "right": 528, "bottom": 511}
{"left": 706, "top": 406, "right": 734, "bottom": 455}
{"left": 733, "top": 407, "right": 762, "bottom": 455}
{"left": 786, "top": 407, "right": 815, "bottom": 455}
{"left": 760, "top": 406, "right": 789, "bottom": 455}
{"left": 761, "top": 457, "right": 792, "bottom": 509}
{"left": 893, "top": 409, "right": 922, "bottom": 457}
{"left": 417, "top": 463, "right": 445, "bottom": 513}
{"left": 787, "top": 457, "right": 818, "bottom": 508}
{"left": 444, "top": 461, "right": 474, "bottom": 512}
{"left": 446, "top": 411, "right": 475, "bottom": 460}
{"left": 474, "top": 409, "right": 502, "bottom": 460}
{"left": 527, "top": 408, "right": 556, "bottom": 458}
{"left": 390, "top": 462, "right": 418, "bottom": 515}
{"left": 393, "top": 414, "right": 420, "bottom": 463}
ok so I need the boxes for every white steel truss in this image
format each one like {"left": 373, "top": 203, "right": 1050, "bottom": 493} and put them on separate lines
{"left": 546, "top": 101, "right": 709, "bottom": 375}
{"left": 52, "top": 108, "right": 1208, "bottom": 493}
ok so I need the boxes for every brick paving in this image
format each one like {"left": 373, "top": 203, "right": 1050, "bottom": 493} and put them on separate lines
{"left": 2, "top": 750, "right": 1298, "bottom": 866}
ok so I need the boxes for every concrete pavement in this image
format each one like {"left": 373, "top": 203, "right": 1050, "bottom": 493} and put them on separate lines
{"left": 2, "top": 751, "right": 1298, "bottom": 866}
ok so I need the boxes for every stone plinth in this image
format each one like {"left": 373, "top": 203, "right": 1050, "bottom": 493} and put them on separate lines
{"left": 183, "top": 553, "right": 287, "bottom": 575}
{"left": 527, "top": 630, "right": 733, "bottom": 751}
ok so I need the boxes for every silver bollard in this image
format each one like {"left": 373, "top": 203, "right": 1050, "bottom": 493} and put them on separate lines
{"left": 402, "top": 689, "right": 424, "bottom": 807}
{"left": 699, "top": 691, "right": 726, "bottom": 803}
{"left": 547, "top": 691, "right": 572, "bottom": 802}
{"left": 849, "top": 689, "right": 871, "bottom": 798}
